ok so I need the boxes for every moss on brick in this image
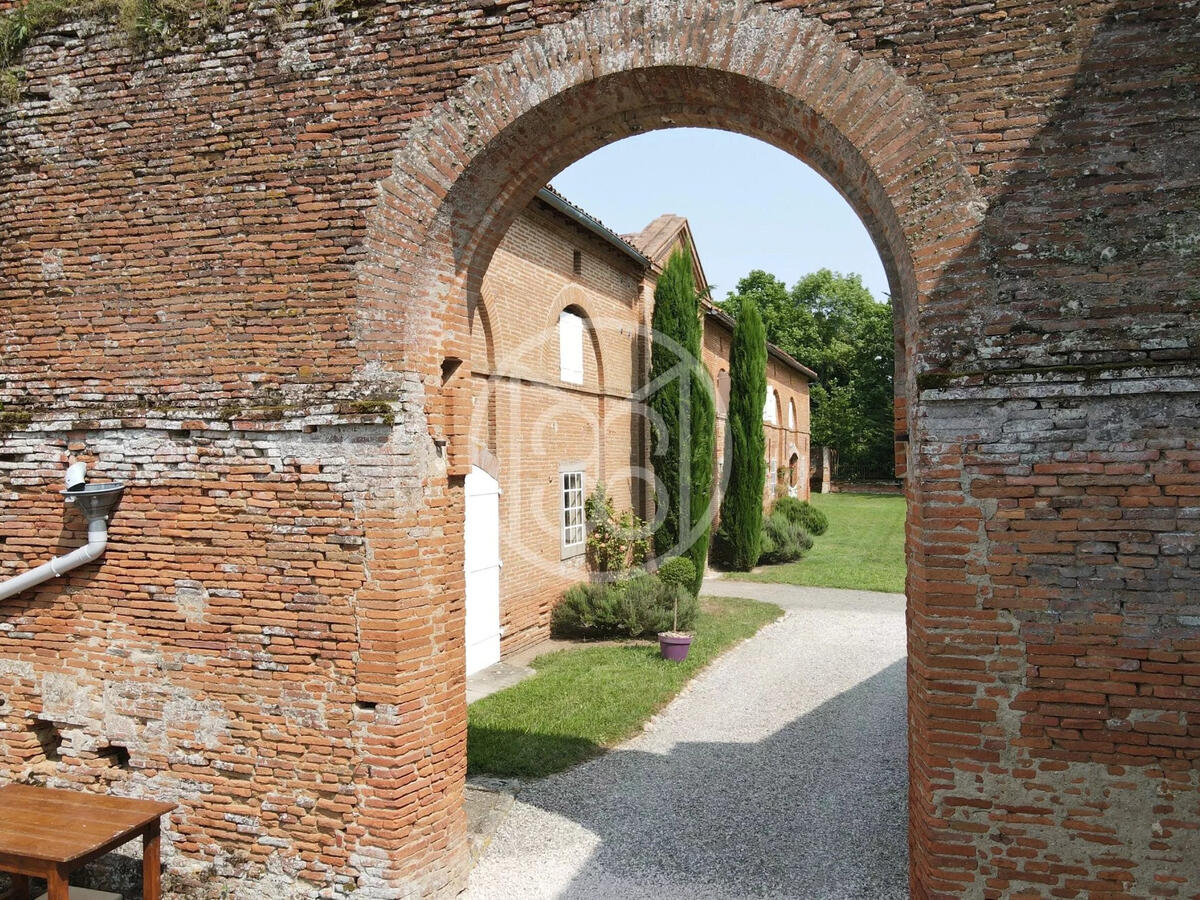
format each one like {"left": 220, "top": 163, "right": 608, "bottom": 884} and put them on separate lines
{"left": 0, "top": 66, "right": 20, "bottom": 102}
{"left": 339, "top": 398, "right": 396, "bottom": 425}
{"left": 0, "top": 406, "right": 32, "bottom": 433}
{"left": 0, "top": 0, "right": 227, "bottom": 101}
{"left": 0, "top": 0, "right": 391, "bottom": 102}
{"left": 915, "top": 370, "right": 955, "bottom": 392}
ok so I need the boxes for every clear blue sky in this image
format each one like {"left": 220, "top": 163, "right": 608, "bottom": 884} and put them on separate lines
{"left": 550, "top": 128, "right": 889, "bottom": 302}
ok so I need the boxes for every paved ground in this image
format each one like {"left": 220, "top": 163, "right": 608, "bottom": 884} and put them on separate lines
{"left": 464, "top": 580, "right": 908, "bottom": 899}
{"left": 468, "top": 636, "right": 652, "bottom": 704}
{"left": 467, "top": 659, "right": 537, "bottom": 705}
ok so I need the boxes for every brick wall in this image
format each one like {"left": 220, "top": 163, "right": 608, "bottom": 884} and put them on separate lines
{"left": 472, "top": 196, "right": 647, "bottom": 654}
{"left": 0, "top": 0, "right": 1196, "bottom": 897}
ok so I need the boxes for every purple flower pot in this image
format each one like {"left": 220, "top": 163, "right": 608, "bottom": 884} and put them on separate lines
{"left": 658, "top": 632, "right": 693, "bottom": 662}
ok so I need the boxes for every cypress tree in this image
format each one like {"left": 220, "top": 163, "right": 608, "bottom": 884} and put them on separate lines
{"left": 684, "top": 359, "right": 715, "bottom": 594}
{"left": 648, "top": 245, "right": 713, "bottom": 593}
{"left": 715, "top": 299, "right": 767, "bottom": 570}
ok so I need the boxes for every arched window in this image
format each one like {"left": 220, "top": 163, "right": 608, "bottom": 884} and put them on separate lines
{"left": 716, "top": 369, "right": 730, "bottom": 416}
{"left": 763, "top": 386, "right": 778, "bottom": 425}
{"left": 788, "top": 398, "right": 796, "bottom": 431}
{"left": 558, "top": 309, "right": 584, "bottom": 384}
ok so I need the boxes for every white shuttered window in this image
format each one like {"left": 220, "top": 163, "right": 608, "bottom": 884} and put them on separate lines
{"left": 559, "top": 310, "right": 584, "bottom": 384}
{"left": 763, "top": 387, "right": 778, "bottom": 424}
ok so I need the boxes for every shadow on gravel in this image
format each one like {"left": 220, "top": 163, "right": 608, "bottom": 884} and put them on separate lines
{"left": 517, "top": 659, "right": 908, "bottom": 899}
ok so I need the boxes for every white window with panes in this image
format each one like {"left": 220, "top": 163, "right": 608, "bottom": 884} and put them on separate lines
{"left": 561, "top": 469, "right": 585, "bottom": 557}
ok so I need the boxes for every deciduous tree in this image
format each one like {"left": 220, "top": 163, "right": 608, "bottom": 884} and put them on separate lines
{"left": 723, "top": 268, "right": 894, "bottom": 480}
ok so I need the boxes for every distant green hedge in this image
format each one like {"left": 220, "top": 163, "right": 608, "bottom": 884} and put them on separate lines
{"left": 758, "top": 511, "right": 810, "bottom": 565}
{"left": 773, "top": 496, "right": 829, "bottom": 535}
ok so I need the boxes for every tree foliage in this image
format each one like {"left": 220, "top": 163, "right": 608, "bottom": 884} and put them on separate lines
{"left": 714, "top": 299, "right": 767, "bottom": 570}
{"left": 648, "top": 244, "right": 714, "bottom": 593}
{"left": 721, "top": 268, "right": 894, "bottom": 481}
{"left": 683, "top": 360, "right": 715, "bottom": 594}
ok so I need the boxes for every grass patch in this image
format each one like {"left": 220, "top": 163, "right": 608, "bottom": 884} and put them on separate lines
{"left": 741, "top": 492, "right": 906, "bottom": 593}
{"left": 467, "top": 595, "right": 782, "bottom": 778}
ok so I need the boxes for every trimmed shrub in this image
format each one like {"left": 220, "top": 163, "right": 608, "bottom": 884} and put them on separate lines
{"left": 621, "top": 574, "right": 698, "bottom": 635}
{"left": 661, "top": 583, "right": 698, "bottom": 634}
{"left": 758, "top": 529, "right": 778, "bottom": 563}
{"left": 758, "top": 511, "right": 808, "bottom": 565}
{"left": 657, "top": 556, "right": 697, "bottom": 594}
{"left": 803, "top": 503, "right": 829, "bottom": 536}
{"left": 773, "top": 496, "right": 829, "bottom": 536}
{"left": 713, "top": 299, "right": 767, "bottom": 570}
{"left": 798, "top": 528, "right": 814, "bottom": 551}
{"left": 550, "top": 574, "right": 698, "bottom": 639}
{"left": 551, "top": 582, "right": 624, "bottom": 636}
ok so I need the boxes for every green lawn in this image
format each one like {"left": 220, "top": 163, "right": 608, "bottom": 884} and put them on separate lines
{"left": 742, "top": 492, "right": 907, "bottom": 593}
{"left": 467, "top": 596, "right": 782, "bottom": 778}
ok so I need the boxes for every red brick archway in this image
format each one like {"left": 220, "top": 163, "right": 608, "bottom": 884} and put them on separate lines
{"left": 1, "top": 0, "right": 1195, "bottom": 893}
{"left": 354, "top": 0, "right": 986, "bottom": 894}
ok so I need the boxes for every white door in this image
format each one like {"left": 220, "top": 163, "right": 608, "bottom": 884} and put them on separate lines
{"left": 464, "top": 466, "right": 502, "bottom": 676}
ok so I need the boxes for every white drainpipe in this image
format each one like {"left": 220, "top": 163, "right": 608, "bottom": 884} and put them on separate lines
{"left": 0, "top": 470, "right": 124, "bottom": 602}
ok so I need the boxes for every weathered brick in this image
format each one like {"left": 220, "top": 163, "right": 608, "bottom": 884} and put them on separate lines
{"left": 0, "top": 0, "right": 1197, "bottom": 897}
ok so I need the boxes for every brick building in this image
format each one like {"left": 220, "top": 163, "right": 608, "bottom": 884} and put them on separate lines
{"left": 466, "top": 189, "right": 812, "bottom": 672}
{"left": 702, "top": 302, "right": 815, "bottom": 506}
{"left": 0, "top": 0, "right": 1196, "bottom": 897}
{"left": 623, "top": 215, "right": 816, "bottom": 510}
{"left": 465, "top": 187, "right": 647, "bottom": 668}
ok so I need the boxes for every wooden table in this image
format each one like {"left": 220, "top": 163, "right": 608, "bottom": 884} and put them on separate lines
{"left": 0, "top": 784, "right": 174, "bottom": 900}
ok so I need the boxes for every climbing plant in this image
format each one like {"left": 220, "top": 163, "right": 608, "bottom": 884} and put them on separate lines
{"left": 584, "top": 483, "right": 650, "bottom": 575}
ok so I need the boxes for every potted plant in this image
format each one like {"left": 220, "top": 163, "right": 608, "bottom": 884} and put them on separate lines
{"left": 656, "top": 557, "right": 695, "bottom": 661}
{"left": 658, "top": 628, "right": 692, "bottom": 662}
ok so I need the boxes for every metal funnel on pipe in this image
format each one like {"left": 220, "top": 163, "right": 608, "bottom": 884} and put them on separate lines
{"left": 0, "top": 470, "right": 124, "bottom": 602}
{"left": 62, "top": 482, "right": 125, "bottom": 521}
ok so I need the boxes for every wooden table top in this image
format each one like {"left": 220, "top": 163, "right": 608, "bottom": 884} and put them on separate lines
{"left": 0, "top": 785, "right": 175, "bottom": 865}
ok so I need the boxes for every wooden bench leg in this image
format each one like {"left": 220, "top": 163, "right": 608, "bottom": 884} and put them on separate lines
{"left": 10, "top": 874, "right": 31, "bottom": 900}
{"left": 143, "top": 820, "right": 162, "bottom": 900}
{"left": 45, "top": 868, "right": 69, "bottom": 900}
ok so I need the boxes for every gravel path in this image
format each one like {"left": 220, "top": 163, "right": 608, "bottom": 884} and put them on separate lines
{"left": 464, "top": 581, "right": 908, "bottom": 899}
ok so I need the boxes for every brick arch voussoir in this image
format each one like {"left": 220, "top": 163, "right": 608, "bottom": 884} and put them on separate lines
{"left": 362, "top": 0, "right": 980, "bottom": 389}
{"left": 469, "top": 288, "right": 497, "bottom": 373}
